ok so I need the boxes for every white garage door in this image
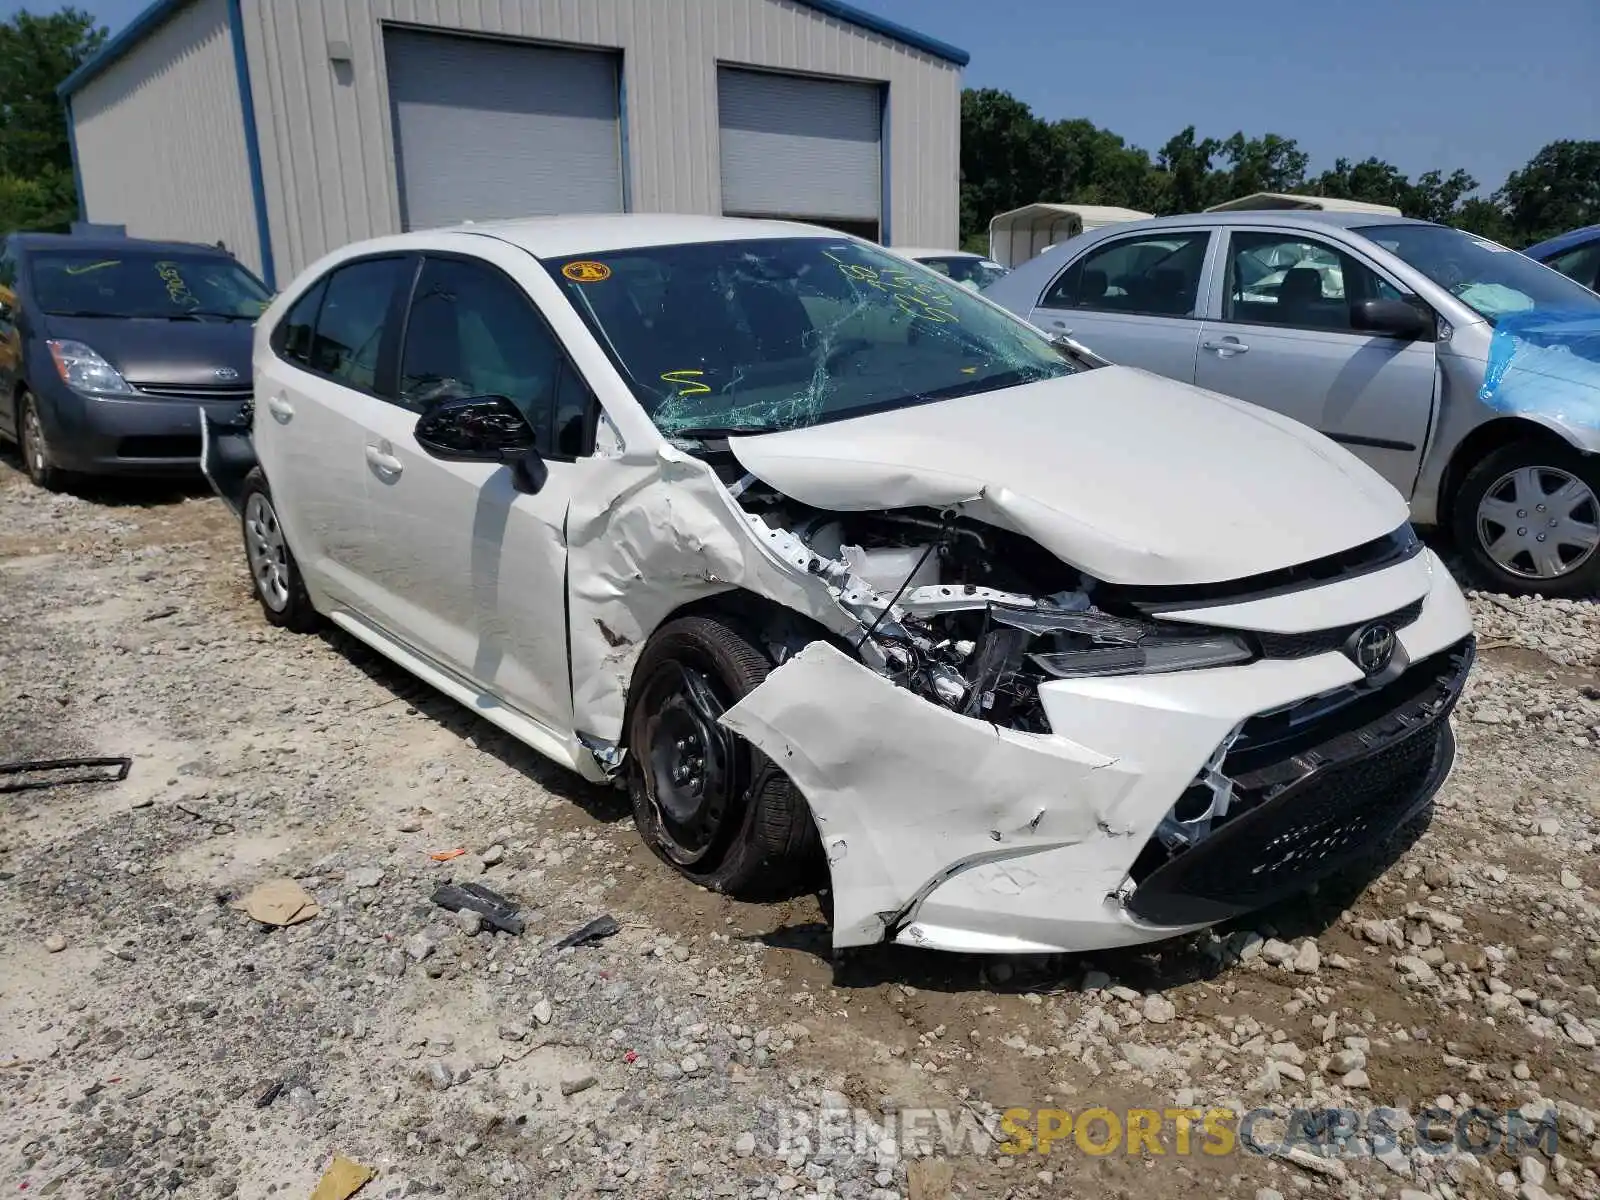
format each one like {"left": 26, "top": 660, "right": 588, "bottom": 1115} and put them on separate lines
{"left": 384, "top": 29, "right": 623, "bottom": 229}
{"left": 717, "top": 68, "right": 882, "bottom": 240}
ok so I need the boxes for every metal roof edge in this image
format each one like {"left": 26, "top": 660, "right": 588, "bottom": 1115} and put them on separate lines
{"left": 787, "top": 0, "right": 969, "bottom": 65}
{"left": 58, "top": 0, "right": 188, "bottom": 97}
{"left": 60, "top": 0, "right": 970, "bottom": 98}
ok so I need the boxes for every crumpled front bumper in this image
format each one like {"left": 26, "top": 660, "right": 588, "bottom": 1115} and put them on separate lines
{"left": 719, "top": 547, "right": 1475, "bottom": 955}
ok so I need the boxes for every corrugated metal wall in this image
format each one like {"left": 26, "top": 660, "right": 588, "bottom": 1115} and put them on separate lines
{"left": 70, "top": 0, "right": 262, "bottom": 275}
{"left": 237, "top": 0, "right": 961, "bottom": 278}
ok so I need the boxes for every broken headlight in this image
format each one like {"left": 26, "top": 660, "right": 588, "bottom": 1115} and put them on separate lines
{"left": 990, "top": 605, "right": 1255, "bottom": 680}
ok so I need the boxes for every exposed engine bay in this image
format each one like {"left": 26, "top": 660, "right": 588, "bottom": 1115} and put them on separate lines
{"left": 729, "top": 473, "right": 1256, "bottom": 735}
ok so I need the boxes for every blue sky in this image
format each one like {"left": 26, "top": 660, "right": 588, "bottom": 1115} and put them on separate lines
{"left": 39, "top": 0, "right": 1600, "bottom": 193}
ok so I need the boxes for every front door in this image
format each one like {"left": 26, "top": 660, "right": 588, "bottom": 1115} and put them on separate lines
{"left": 1194, "top": 228, "right": 1437, "bottom": 498}
{"left": 358, "top": 249, "right": 594, "bottom": 734}
{"left": 1027, "top": 228, "right": 1215, "bottom": 382}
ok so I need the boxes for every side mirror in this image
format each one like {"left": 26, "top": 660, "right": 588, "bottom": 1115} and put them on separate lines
{"left": 1351, "top": 297, "right": 1429, "bottom": 340}
{"left": 414, "top": 394, "right": 537, "bottom": 463}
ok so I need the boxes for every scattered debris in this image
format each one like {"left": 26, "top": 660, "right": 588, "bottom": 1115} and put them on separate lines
{"left": 559, "top": 1073, "right": 597, "bottom": 1096}
{"left": 551, "top": 914, "right": 620, "bottom": 951}
{"left": 253, "top": 1079, "right": 283, "bottom": 1109}
{"left": 308, "top": 1153, "right": 375, "bottom": 1200}
{"left": 430, "top": 882, "right": 525, "bottom": 935}
{"left": 232, "top": 879, "right": 319, "bottom": 927}
{"left": 0, "top": 756, "right": 131, "bottom": 794}
{"left": 429, "top": 848, "right": 466, "bottom": 862}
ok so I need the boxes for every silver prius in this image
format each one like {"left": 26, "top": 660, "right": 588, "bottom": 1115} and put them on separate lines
{"left": 984, "top": 212, "right": 1600, "bottom": 597}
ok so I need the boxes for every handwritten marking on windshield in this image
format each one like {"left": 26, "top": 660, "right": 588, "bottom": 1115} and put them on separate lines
{"left": 660, "top": 369, "right": 711, "bottom": 396}
{"left": 821, "top": 251, "right": 959, "bottom": 320}
{"left": 64, "top": 260, "right": 120, "bottom": 276}
{"left": 155, "top": 261, "right": 199, "bottom": 308}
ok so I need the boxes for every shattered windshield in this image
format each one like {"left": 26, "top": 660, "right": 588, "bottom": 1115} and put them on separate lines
{"left": 546, "top": 237, "right": 1078, "bottom": 436}
{"left": 1359, "top": 224, "right": 1600, "bottom": 323}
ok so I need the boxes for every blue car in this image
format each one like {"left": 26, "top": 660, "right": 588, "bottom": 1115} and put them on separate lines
{"left": 0, "top": 233, "right": 271, "bottom": 490}
{"left": 1525, "top": 224, "right": 1600, "bottom": 293}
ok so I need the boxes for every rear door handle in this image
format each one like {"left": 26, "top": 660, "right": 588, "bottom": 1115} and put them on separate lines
{"left": 1202, "top": 339, "right": 1249, "bottom": 354}
{"left": 266, "top": 395, "right": 294, "bottom": 421}
{"left": 365, "top": 445, "right": 403, "bottom": 478}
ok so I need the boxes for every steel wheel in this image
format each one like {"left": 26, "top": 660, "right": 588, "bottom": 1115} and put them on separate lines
{"left": 244, "top": 490, "right": 291, "bottom": 612}
{"left": 635, "top": 658, "right": 738, "bottom": 867}
{"left": 1475, "top": 464, "right": 1599, "bottom": 581}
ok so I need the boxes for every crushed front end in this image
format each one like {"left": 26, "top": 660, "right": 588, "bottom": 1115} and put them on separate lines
{"left": 711, "top": 477, "right": 1477, "bottom": 953}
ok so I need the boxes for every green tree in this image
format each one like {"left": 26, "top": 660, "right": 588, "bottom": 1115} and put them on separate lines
{"left": 958, "top": 88, "right": 1057, "bottom": 244}
{"left": 0, "top": 6, "right": 106, "bottom": 234}
{"left": 1495, "top": 140, "right": 1600, "bottom": 246}
{"left": 1151, "top": 126, "right": 1222, "bottom": 214}
{"left": 1215, "top": 132, "right": 1309, "bottom": 200}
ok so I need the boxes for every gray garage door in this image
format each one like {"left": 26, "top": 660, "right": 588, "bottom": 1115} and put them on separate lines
{"left": 384, "top": 29, "right": 623, "bottom": 229}
{"left": 717, "top": 68, "right": 882, "bottom": 240}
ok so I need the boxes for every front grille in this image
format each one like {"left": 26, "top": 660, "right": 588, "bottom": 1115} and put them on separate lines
{"left": 117, "top": 435, "right": 201, "bottom": 459}
{"left": 1255, "top": 598, "right": 1423, "bottom": 660}
{"left": 1125, "top": 636, "right": 1473, "bottom": 927}
{"left": 134, "top": 383, "right": 253, "bottom": 401}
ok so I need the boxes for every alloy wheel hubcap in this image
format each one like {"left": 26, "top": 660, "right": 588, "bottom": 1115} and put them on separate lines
{"left": 22, "top": 403, "right": 46, "bottom": 475}
{"left": 243, "top": 492, "right": 291, "bottom": 610}
{"left": 1476, "top": 465, "right": 1599, "bottom": 580}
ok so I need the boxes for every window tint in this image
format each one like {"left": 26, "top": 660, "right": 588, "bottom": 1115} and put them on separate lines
{"left": 1043, "top": 232, "right": 1209, "bottom": 317}
{"left": 0, "top": 248, "right": 16, "bottom": 289}
{"left": 309, "top": 257, "right": 407, "bottom": 391}
{"left": 1223, "top": 232, "right": 1406, "bottom": 332}
{"left": 275, "top": 278, "right": 326, "bottom": 366}
{"left": 1548, "top": 242, "right": 1600, "bottom": 292}
{"left": 399, "top": 257, "right": 568, "bottom": 447}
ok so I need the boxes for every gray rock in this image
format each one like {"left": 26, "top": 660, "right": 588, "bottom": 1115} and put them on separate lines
{"left": 43, "top": 933, "right": 67, "bottom": 953}
{"left": 405, "top": 933, "right": 437, "bottom": 962}
{"left": 1292, "top": 939, "right": 1321, "bottom": 973}
{"left": 382, "top": 949, "right": 407, "bottom": 977}
{"left": 561, "top": 1074, "right": 597, "bottom": 1096}
{"left": 1329, "top": 1048, "right": 1366, "bottom": 1074}
{"left": 734, "top": 1132, "right": 757, "bottom": 1158}
{"left": 532, "top": 999, "right": 552, "bottom": 1025}
{"left": 1261, "top": 938, "right": 1295, "bottom": 966}
{"left": 1117, "top": 1043, "right": 1174, "bottom": 1073}
{"left": 481, "top": 844, "right": 505, "bottom": 866}
{"left": 346, "top": 866, "right": 384, "bottom": 888}
{"left": 427, "top": 1062, "right": 452, "bottom": 1091}
{"left": 1142, "top": 995, "right": 1176, "bottom": 1024}
{"left": 453, "top": 908, "right": 482, "bottom": 936}
{"left": 498, "top": 1023, "right": 528, "bottom": 1042}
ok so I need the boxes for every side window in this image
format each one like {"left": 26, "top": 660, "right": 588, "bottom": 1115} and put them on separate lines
{"left": 309, "top": 257, "right": 407, "bottom": 391}
{"left": 273, "top": 277, "right": 326, "bottom": 366}
{"left": 0, "top": 248, "right": 16, "bottom": 289}
{"left": 398, "top": 257, "right": 569, "bottom": 450}
{"left": 1223, "top": 232, "right": 1402, "bottom": 332}
{"left": 1548, "top": 243, "right": 1600, "bottom": 292}
{"left": 1042, "top": 232, "right": 1210, "bottom": 318}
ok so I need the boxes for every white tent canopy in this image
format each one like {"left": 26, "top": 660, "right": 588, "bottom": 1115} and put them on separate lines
{"left": 1204, "top": 192, "right": 1403, "bottom": 216}
{"left": 987, "top": 203, "right": 1152, "bottom": 267}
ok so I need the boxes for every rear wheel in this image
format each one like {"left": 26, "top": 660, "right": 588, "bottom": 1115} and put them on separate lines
{"left": 1452, "top": 439, "right": 1600, "bottom": 598}
{"left": 240, "top": 468, "right": 318, "bottom": 631}
{"left": 17, "top": 392, "right": 66, "bottom": 492}
{"left": 627, "top": 615, "right": 819, "bottom": 897}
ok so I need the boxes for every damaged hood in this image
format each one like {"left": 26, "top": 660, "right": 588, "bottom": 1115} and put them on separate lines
{"left": 727, "top": 367, "right": 1409, "bottom": 586}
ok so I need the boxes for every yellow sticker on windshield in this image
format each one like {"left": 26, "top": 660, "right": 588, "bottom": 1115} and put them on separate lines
{"left": 64, "top": 260, "right": 120, "bottom": 275}
{"left": 563, "top": 261, "right": 611, "bottom": 283}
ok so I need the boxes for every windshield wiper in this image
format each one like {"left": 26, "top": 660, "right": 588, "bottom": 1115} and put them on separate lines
{"left": 663, "top": 424, "right": 779, "bottom": 440}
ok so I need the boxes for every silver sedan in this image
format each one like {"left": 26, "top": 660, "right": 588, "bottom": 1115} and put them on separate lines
{"left": 984, "top": 212, "right": 1600, "bottom": 597}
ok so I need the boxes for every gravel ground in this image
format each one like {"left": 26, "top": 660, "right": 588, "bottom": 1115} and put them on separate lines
{"left": 1, "top": 456, "right": 1597, "bottom": 1200}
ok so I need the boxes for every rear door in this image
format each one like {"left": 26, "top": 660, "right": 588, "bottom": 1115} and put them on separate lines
{"left": 1194, "top": 228, "right": 1436, "bottom": 497}
{"left": 356, "top": 244, "right": 596, "bottom": 733}
{"left": 253, "top": 255, "right": 412, "bottom": 613}
{"left": 1027, "top": 228, "right": 1215, "bottom": 381}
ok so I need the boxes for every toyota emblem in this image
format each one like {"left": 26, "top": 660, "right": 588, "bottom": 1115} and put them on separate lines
{"left": 1349, "top": 623, "right": 1396, "bottom": 676}
{"left": 214, "top": 367, "right": 240, "bottom": 382}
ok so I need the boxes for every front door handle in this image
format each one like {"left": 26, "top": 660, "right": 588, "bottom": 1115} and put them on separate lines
{"left": 266, "top": 395, "right": 295, "bottom": 421}
{"left": 1202, "top": 339, "right": 1249, "bottom": 355}
{"left": 365, "top": 445, "right": 403, "bottom": 479}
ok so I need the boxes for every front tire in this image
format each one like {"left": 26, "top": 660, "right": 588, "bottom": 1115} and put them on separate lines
{"left": 239, "top": 468, "right": 317, "bottom": 631}
{"left": 17, "top": 392, "right": 66, "bottom": 492}
{"left": 626, "top": 615, "right": 819, "bottom": 898}
{"left": 1451, "top": 439, "right": 1600, "bottom": 598}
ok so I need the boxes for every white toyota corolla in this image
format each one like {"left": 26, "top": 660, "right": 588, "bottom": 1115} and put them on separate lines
{"left": 203, "top": 214, "right": 1476, "bottom": 956}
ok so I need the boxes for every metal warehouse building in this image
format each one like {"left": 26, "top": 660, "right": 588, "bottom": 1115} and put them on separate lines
{"left": 59, "top": 0, "right": 966, "bottom": 289}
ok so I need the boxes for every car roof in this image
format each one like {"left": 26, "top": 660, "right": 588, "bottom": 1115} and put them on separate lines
{"left": 1086, "top": 210, "right": 1434, "bottom": 234}
{"left": 427, "top": 213, "right": 846, "bottom": 260}
{"left": 9, "top": 232, "right": 234, "bottom": 256}
{"left": 1523, "top": 224, "right": 1600, "bottom": 260}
